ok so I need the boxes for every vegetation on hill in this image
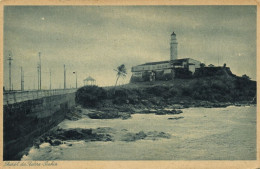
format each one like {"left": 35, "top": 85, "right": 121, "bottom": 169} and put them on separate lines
{"left": 75, "top": 86, "right": 107, "bottom": 107}
{"left": 76, "top": 75, "right": 256, "bottom": 108}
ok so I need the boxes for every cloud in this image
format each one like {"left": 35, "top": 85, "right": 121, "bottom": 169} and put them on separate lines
{"left": 3, "top": 6, "right": 256, "bottom": 89}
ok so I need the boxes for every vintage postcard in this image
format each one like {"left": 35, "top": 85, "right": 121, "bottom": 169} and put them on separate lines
{"left": 0, "top": 0, "right": 259, "bottom": 169}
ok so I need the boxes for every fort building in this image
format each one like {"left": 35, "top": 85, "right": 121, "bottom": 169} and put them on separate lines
{"left": 131, "top": 31, "right": 201, "bottom": 82}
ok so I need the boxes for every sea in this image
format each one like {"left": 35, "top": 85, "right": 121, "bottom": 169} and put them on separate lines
{"left": 21, "top": 106, "right": 256, "bottom": 160}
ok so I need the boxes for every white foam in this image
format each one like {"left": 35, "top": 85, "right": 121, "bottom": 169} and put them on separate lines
{"left": 40, "top": 142, "right": 51, "bottom": 148}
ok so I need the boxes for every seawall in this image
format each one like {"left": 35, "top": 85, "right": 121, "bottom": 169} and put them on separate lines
{"left": 3, "top": 91, "right": 76, "bottom": 160}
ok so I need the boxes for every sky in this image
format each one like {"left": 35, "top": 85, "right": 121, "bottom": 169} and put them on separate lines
{"left": 3, "top": 5, "right": 257, "bottom": 89}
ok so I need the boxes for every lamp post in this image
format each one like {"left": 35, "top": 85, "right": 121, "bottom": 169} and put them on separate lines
{"left": 64, "top": 64, "right": 66, "bottom": 89}
{"left": 49, "top": 69, "right": 52, "bottom": 90}
{"left": 21, "top": 67, "right": 24, "bottom": 91}
{"left": 39, "top": 52, "right": 41, "bottom": 90}
{"left": 73, "top": 72, "right": 77, "bottom": 88}
{"left": 7, "top": 51, "right": 13, "bottom": 91}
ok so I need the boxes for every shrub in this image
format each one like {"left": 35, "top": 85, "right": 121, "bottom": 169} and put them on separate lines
{"left": 114, "top": 89, "right": 128, "bottom": 98}
{"left": 211, "top": 80, "right": 226, "bottom": 90}
{"left": 169, "top": 87, "right": 179, "bottom": 97}
{"left": 145, "top": 86, "right": 169, "bottom": 96}
{"left": 181, "top": 86, "right": 192, "bottom": 96}
{"left": 75, "top": 86, "right": 107, "bottom": 107}
{"left": 111, "top": 88, "right": 131, "bottom": 104}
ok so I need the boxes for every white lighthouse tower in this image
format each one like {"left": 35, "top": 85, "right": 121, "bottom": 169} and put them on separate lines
{"left": 170, "top": 31, "right": 178, "bottom": 60}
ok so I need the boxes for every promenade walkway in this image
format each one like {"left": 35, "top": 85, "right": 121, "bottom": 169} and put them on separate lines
{"left": 3, "top": 89, "right": 77, "bottom": 105}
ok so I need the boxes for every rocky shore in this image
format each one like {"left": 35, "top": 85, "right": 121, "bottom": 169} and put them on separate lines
{"left": 65, "top": 98, "right": 255, "bottom": 121}
{"left": 33, "top": 127, "right": 113, "bottom": 148}
{"left": 24, "top": 100, "right": 255, "bottom": 159}
{"left": 32, "top": 125, "right": 173, "bottom": 149}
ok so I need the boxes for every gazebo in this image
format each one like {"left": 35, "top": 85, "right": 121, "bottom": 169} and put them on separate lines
{"left": 84, "top": 76, "right": 96, "bottom": 86}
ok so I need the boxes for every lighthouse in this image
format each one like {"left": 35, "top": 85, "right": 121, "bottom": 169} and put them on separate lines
{"left": 170, "top": 32, "right": 178, "bottom": 60}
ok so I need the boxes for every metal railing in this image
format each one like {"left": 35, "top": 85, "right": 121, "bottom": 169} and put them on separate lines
{"left": 3, "top": 89, "right": 77, "bottom": 105}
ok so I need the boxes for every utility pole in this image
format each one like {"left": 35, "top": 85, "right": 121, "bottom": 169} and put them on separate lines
{"left": 76, "top": 72, "right": 77, "bottom": 88}
{"left": 39, "top": 52, "right": 41, "bottom": 90}
{"left": 21, "top": 67, "right": 24, "bottom": 91}
{"left": 37, "top": 64, "right": 40, "bottom": 90}
{"left": 73, "top": 72, "right": 77, "bottom": 88}
{"left": 34, "top": 76, "right": 36, "bottom": 90}
{"left": 49, "top": 69, "right": 52, "bottom": 90}
{"left": 7, "top": 52, "right": 13, "bottom": 91}
{"left": 64, "top": 64, "right": 66, "bottom": 89}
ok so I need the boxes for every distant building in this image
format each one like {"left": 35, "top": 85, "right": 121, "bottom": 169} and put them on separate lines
{"left": 84, "top": 76, "right": 96, "bottom": 86}
{"left": 170, "top": 32, "right": 178, "bottom": 61}
{"left": 131, "top": 31, "right": 201, "bottom": 82}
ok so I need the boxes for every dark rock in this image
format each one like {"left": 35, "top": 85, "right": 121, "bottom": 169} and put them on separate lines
{"left": 42, "top": 128, "right": 114, "bottom": 143}
{"left": 121, "top": 113, "right": 131, "bottom": 120}
{"left": 183, "top": 105, "right": 190, "bottom": 108}
{"left": 146, "top": 131, "right": 171, "bottom": 139}
{"left": 155, "top": 111, "right": 167, "bottom": 115}
{"left": 65, "top": 107, "right": 83, "bottom": 121}
{"left": 121, "top": 131, "right": 171, "bottom": 142}
{"left": 141, "top": 109, "right": 157, "bottom": 114}
{"left": 157, "top": 132, "right": 171, "bottom": 138}
{"left": 121, "top": 131, "right": 147, "bottom": 142}
{"left": 168, "top": 116, "right": 184, "bottom": 120}
{"left": 136, "top": 131, "right": 146, "bottom": 139}
{"left": 33, "top": 141, "right": 41, "bottom": 149}
{"left": 87, "top": 111, "right": 131, "bottom": 120}
{"left": 61, "top": 129, "right": 91, "bottom": 140}
{"left": 170, "top": 104, "right": 184, "bottom": 109}
{"left": 93, "top": 127, "right": 116, "bottom": 134}
{"left": 176, "top": 110, "right": 183, "bottom": 114}
{"left": 105, "top": 137, "right": 113, "bottom": 141}
{"left": 50, "top": 139, "right": 62, "bottom": 146}
{"left": 155, "top": 109, "right": 183, "bottom": 115}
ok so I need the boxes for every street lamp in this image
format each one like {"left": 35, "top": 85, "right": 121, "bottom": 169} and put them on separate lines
{"left": 73, "top": 72, "right": 77, "bottom": 88}
{"left": 7, "top": 51, "right": 13, "bottom": 91}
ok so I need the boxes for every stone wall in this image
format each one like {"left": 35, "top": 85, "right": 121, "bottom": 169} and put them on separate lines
{"left": 3, "top": 92, "right": 76, "bottom": 160}
{"left": 193, "top": 67, "right": 234, "bottom": 77}
{"left": 130, "top": 69, "right": 175, "bottom": 83}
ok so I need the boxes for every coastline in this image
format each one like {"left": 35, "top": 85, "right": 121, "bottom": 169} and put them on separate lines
{"left": 20, "top": 104, "right": 256, "bottom": 161}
